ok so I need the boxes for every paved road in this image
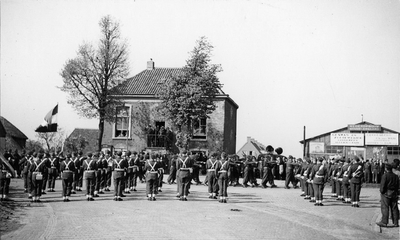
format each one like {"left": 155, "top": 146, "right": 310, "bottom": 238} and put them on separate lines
{"left": 1, "top": 176, "right": 399, "bottom": 240}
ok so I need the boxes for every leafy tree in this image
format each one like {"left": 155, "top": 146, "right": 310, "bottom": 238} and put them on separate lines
{"left": 157, "top": 36, "right": 222, "bottom": 150}
{"left": 60, "top": 15, "right": 129, "bottom": 151}
{"left": 24, "top": 139, "right": 45, "bottom": 153}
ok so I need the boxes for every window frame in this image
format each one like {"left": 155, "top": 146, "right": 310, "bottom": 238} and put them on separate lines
{"left": 192, "top": 117, "right": 207, "bottom": 140}
{"left": 113, "top": 105, "right": 131, "bottom": 139}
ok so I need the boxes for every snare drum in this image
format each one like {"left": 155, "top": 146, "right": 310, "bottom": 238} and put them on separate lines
{"left": 84, "top": 170, "right": 95, "bottom": 179}
{"left": 61, "top": 170, "right": 73, "bottom": 180}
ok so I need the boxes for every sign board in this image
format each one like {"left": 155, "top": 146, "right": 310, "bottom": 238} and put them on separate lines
{"left": 309, "top": 142, "right": 325, "bottom": 153}
{"left": 348, "top": 124, "right": 381, "bottom": 132}
{"left": 365, "top": 133, "right": 399, "bottom": 145}
{"left": 330, "top": 133, "right": 364, "bottom": 146}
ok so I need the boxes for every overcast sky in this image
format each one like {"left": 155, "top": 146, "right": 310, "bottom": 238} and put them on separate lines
{"left": 1, "top": 0, "right": 399, "bottom": 157}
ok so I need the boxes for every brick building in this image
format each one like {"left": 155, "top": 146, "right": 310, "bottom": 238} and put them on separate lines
{"left": 300, "top": 121, "right": 400, "bottom": 162}
{"left": 102, "top": 60, "right": 239, "bottom": 155}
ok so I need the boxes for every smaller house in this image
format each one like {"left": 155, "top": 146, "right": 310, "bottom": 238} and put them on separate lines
{"left": 0, "top": 116, "right": 28, "bottom": 152}
{"left": 65, "top": 128, "right": 99, "bottom": 154}
{"left": 236, "top": 136, "right": 267, "bottom": 158}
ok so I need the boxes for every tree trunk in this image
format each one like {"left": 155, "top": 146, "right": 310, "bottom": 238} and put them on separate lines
{"left": 98, "top": 116, "right": 105, "bottom": 152}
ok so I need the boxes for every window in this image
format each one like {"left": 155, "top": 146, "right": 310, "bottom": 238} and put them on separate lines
{"left": 388, "top": 147, "right": 400, "bottom": 155}
{"left": 114, "top": 106, "right": 130, "bottom": 138}
{"left": 192, "top": 118, "right": 207, "bottom": 139}
{"left": 325, "top": 146, "right": 344, "bottom": 154}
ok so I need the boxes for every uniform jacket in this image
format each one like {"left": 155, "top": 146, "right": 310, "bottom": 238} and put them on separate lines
{"left": 348, "top": 162, "right": 364, "bottom": 184}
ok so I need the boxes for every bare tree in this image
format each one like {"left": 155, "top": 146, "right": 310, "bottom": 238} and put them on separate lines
{"left": 60, "top": 15, "right": 129, "bottom": 151}
{"left": 36, "top": 127, "right": 66, "bottom": 152}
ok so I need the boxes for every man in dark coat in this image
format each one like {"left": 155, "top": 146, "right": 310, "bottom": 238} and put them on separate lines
{"left": 376, "top": 163, "right": 399, "bottom": 228}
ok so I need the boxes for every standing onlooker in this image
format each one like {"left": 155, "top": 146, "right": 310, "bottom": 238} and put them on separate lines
{"left": 376, "top": 163, "right": 399, "bottom": 228}
{"left": 364, "top": 159, "right": 372, "bottom": 184}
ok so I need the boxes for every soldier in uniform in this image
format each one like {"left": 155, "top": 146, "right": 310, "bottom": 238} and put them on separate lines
{"left": 157, "top": 154, "right": 166, "bottom": 192}
{"left": 93, "top": 152, "right": 103, "bottom": 197}
{"left": 206, "top": 152, "right": 219, "bottom": 199}
{"left": 348, "top": 156, "right": 364, "bottom": 207}
{"left": 144, "top": 154, "right": 160, "bottom": 201}
{"left": 60, "top": 153, "right": 76, "bottom": 202}
{"left": 329, "top": 159, "right": 338, "bottom": 197}
{"left": 126, "top": 151, "right": 135, "bottom": 193}
{"left": 47, "top": 152, "right": 60, "bottom": 192}
{"left": 216, "top": 152, "right": 230, "bottom": 203}
{"left": 30, "top": 153, "right": 47, "bottom": 202}
{"left": 20, "top": 151, "right": 33, "bottom": 193}
{"left": 104, "top": 150, "right": 113, "bottom": 191}
{"left": 306, "top": 158, "right": 316, "bottom": 202}
{"left": 167, "top": 155, "right": 177, "bottom": 184}
{"left": 82, "top": 152, "right": 97, "bottom": 201}
{"left": 341, "top": 159, "right": 352, "bottom": 204}
{"left": 242, "top": 155, "right": 257, "bottom": 188}
{"left": 284, "top": 155, "right": 299, "bottom": 189}
{"left": 71, "top": 152, "right": 83, "bottom": 193}
{"left": 41, "top": 152, "right": 51, "bottom": 195}
{"left": 0, "top": 160, "right": 12, "bottom": 201}
{"left": 113, "top": 151, "right": 127, "bottom": 201}
{"left": 176, "top": 150, "right": 193, "bottom": 201}
{"left": 76, "top": 151, "right": 85, "bottom": 192}
{"left": 334, "top": 158, "right": 344, "bottom": 201}
{"left": 311, "top": 157, "right": 328, "bottom": 206}
{"left": 300, "top": 158, "right": 310, "bottom": 198}
{"left": 376, "top": 163, "right": 399, "bottom": 228}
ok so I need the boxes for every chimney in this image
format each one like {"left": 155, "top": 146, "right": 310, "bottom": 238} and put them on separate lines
{"left": 247, "top": 136, "right": 251, "bottom": 143}
{"left": 147, "top": 58, "right": 155, "bottom": 70}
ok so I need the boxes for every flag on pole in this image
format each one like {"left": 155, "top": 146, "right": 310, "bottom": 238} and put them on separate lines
{"left": 35, "top": 104, "right": 58, "bottom": 132}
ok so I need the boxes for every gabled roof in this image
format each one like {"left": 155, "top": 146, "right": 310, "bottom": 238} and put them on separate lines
{"left": 299, "top": 121, "right": 400, "bottom": 144}
{"left": 0, "top": 116, "right": 28, "bottom": 139}
{"left": 114, "top": 68, "right": 184, "bottom": 95}
{"left": 67, "top": 128, "right": 99, "bottom": 141}
{"left": 112, "top": 67, "right": 238, "bottom": 108}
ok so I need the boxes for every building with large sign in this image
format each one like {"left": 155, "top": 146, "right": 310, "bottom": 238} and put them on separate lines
{"left": 300, "top": 121, "right": 400, "bottom": 162}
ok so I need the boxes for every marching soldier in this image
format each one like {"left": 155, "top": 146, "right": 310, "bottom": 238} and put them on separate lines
{"left": 284, "top": 155, "right": 299, "bottom": 189}
{"left": 60, "top": 153, "right": 76, "bottom": 202}
{"left": 113, "top": 151, "right": 127, "bottom": 201}
{"left": 82, "top": 152, "right": 97, "bottom": 201}
{"left": 261, "top": 155, "right": 277, "bottom": 188}
{"left": 348, "top": 156, "right": 364, "bottom": 207}
{"left": 216, "top": 152, "right": 230, "bottom": 203}
{"left": 30, "top": 153, "right": 47, "bottom": 202}
{"left": 310, "top": 157, "right": 328, "bottom": 206}
{"left": 144, "top": 154, "right": 160, "bottom": 201}
{"left": 242, "top": 155, "right": 256, "bottom": 188}
{"left": 47, "top": 152, "right": 60, "bottom": 192}
{"left": 176, "top": 150, "right": 193, "bottom": 201}
{"left": 206, "top": 152, "right": 219, "bottom": 199}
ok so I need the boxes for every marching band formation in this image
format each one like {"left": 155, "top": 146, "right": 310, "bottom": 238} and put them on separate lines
{"left": 0, "top": 146, "right": 398, "bottom": 221}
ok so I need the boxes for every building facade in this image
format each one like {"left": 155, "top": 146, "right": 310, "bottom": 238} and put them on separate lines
{"left": 102, "top": 60, "right": 239, "bottom": 155}
{"left": 0, "top": 116, "right": 28, "bottom": 152}
{"left": 300, "top": 121, "right": 400, "bottom": 162}
{"left": 236, "top": 136, "right": 267, "bottom": 158}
